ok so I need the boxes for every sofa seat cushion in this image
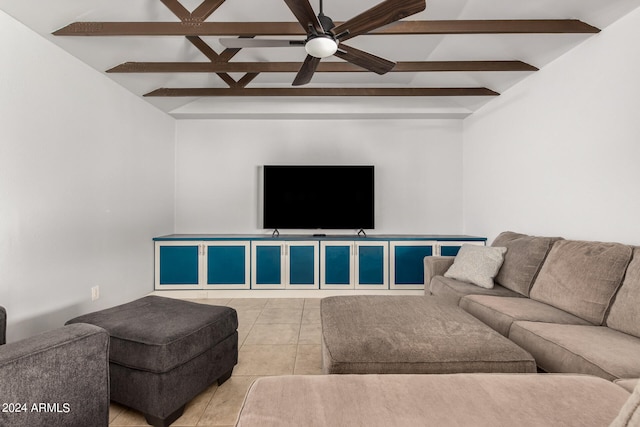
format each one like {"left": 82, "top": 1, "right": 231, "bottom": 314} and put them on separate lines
{"left": 492, "top": 231, "right": 562, "bottom": 296}
{"left": 321, "top": 295, "right": 535, "bottom": 374}
{"left": 607, "top": 247, "right": 640, "bottom": 338}
{"left": 530, "top": 240, "right": 632, "bottom": 325}
{"left": 611, "top": 379, "right": 640, "bottom": 426}
{"left": 459, "top": 295, "right": 591, "bottom": 337}
{"left": 509, "top": 321, "right": 640, "bottom": 380}
{"left": 430, "top": 275, "right": 522, "bottom": 304}
{"left": 615, "top": 379, "right": 639, "bottom": 393}
{"left": 236, "top": 374, "right": 630, "bottom": 427}
{"left": 66, "top": 296, "right": 238, "bottom": 373}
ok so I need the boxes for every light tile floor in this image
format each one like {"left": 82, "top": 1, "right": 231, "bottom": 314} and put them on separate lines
{"left": 108, "top": 298, "right": 322, "bottom": 427}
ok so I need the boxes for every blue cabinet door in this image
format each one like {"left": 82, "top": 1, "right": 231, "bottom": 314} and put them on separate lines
{"left": 355, "top": 242, "right": 388, "bottom": 289}
{"left": 440, "top": 245, "right": 462, "bottom": 256}
{"left": 437, "top": 241, "right": 485, "bottom": 257}
{"left": 390, "top": 242, "right": 435, "bottom": 289}
{"left": 321, "top": 243, "right": 354, "bottom": 289}
{"left": 252, "top": 242, "right": 285, "bottom": 289}
{"left": 288, "top": 242, "right": 319, "bottom": 289}
{"left": 205, "top": 242, "right": 250, "bottom": 289}
{"left": 155, "top": 242, "right": 201, "bottom": 289}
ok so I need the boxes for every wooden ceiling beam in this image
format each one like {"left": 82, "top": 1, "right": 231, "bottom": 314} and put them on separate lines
{"left": 192, "top": 0, "right": 226, "bottom": 21}
{"left": 185, "top": 36, "right": 221, "bottom": 62}
{"left": 184, "top": 36, "right": 240, "bottom": 87}
{"left": 53, "top": 19, "right": 599, "bottom": 36}
{"left": 144, "top": 87, "right": 499, "bottom": 97}
{"left": 159, "top": 0, "right": 191, "bottom": 22}
{"left": 108, "top": 60, "right": 537, "bottom": 73}
{"left": 162, "top": 0, "right": 240, "bottom": 87}
{"left": 387, "top": 19, "right": 600, "bottom": 34}
{"left": 236, "top": 73, "right": 260, "bottom": 88}
{"left": 160, "top": 0, "right": 226, "bottom": 22}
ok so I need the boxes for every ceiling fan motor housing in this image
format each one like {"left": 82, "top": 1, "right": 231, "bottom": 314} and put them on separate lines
{"left": 318, "top": 12, "right": 335, "bottom": 32}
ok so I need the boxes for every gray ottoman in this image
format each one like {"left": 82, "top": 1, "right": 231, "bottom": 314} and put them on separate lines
{"left": 67, "top": 296, "right": 238, "bottom": 427}
{"left": 321, "top": 295, "right": 536, "bottom": 374}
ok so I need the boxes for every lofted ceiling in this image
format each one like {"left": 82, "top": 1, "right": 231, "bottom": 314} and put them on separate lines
{"left": 2, "top": 0, "right": 640, "bottom": 119}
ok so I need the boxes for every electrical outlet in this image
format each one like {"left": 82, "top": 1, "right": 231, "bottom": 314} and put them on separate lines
{"left": 91, "top": 286, "right": 100, "bottom": 301}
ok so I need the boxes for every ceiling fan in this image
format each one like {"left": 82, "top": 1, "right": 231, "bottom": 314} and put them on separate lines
{"left": 218, "top": 0, "right": 426, "bottom": 86}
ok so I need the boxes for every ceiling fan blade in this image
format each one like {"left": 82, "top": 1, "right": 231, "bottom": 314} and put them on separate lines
{"left": 332, "top": 0, "right": 426, "bottom": 41}
{"left": 284, "top": 0, "right": 324, "bottom": 34}
{"left": 292, "top": 55, "right": 321, "bottom": 86}
{"left": 334, "top": 44, "right": 395, "bottom": 74}
{"left": 219, "top": 38, "right": 304, "bottom": 48}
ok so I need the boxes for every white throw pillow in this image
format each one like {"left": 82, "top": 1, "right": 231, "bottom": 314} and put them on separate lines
{"left": 444, "top": 244, "right": 507, "bottom": 289}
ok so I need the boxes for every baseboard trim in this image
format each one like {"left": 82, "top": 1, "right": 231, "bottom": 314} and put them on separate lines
{"left": 150, "top": 289, "right": 425, "bottom": 299}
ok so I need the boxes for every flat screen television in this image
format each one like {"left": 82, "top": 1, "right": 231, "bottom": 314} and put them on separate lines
{"left": 263, "top": 165, "right": 374, "bottom": 230}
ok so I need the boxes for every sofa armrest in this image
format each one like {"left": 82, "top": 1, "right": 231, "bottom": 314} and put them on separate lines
{"left": 0, "top": 306, "right": 6, "bottom": 345}
{"left": 0, "top": 323, "right": 110, "bottom": 427}
{"left": 424, "top": 256, "right": 455, "bottom": 295}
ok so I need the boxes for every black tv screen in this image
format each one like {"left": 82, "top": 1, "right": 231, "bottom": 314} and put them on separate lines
{"left": 263, "top": 165, "right": 375, "bottom": 230}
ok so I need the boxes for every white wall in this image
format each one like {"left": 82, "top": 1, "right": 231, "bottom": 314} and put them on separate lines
{"left": 175, "top": 119, "right": 463, "bottom": 235}
{"left": 463, "top": 7, "right": 640, "bottom": 245}
{"left": 0, "top": 11, "right": 176, "bottom": 341}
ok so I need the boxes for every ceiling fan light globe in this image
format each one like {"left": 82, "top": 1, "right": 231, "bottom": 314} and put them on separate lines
{"left": 305, "top": 36, "right": 338, "bottom": 58}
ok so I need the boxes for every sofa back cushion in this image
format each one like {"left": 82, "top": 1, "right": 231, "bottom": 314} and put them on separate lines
{"left": 492, "top": 231, "right": 562, "bottom": 296}
{"left": 529, "top": 240, "right": 632, "bottom": 325}
{"left": 606, "top": 247, "right": 640, "bottom": 338}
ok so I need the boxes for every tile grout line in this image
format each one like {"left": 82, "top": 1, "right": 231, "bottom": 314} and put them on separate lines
{"left": 238, "top": 310, "right": 259, "bottom": 350}
{"left": 292, "top": 309, "right": 303, "bottom": 375}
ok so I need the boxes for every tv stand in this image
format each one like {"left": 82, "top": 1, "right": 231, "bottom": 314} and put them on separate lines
{"left": 152, "top": 234, "right": 487, "bottom": 292}
{"left": 357, "top": 229, "right": 367, "bottom": 237}
{"left": 271, "top": 229, "right": 280, "bottom": 238}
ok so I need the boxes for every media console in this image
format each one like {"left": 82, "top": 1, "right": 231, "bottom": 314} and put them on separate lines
{"left": 153, "top": 234, "right": 486, "bottom": 294}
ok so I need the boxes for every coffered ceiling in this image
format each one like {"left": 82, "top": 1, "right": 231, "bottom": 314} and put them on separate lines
{"left": 2, "top": 0, "right": 640, "bottom": 118}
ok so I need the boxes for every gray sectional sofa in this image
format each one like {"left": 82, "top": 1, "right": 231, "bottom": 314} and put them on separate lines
{"left": 427, "top": 231, "right": 640, "bottom": 381}
{"left": 235, "top": 231, "right": 640, "bottom": 426}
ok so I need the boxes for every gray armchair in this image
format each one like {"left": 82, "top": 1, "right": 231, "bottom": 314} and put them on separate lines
{"left": 0, "top": 306, "right": 6, "bottom": 345}
{"left": 0, "top": 306, "right": 110, "bottom": 427}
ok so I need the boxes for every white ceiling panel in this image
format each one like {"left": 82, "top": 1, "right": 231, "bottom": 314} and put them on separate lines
{"left": 1, "top": 0, "right": 639, "bottom": 118}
